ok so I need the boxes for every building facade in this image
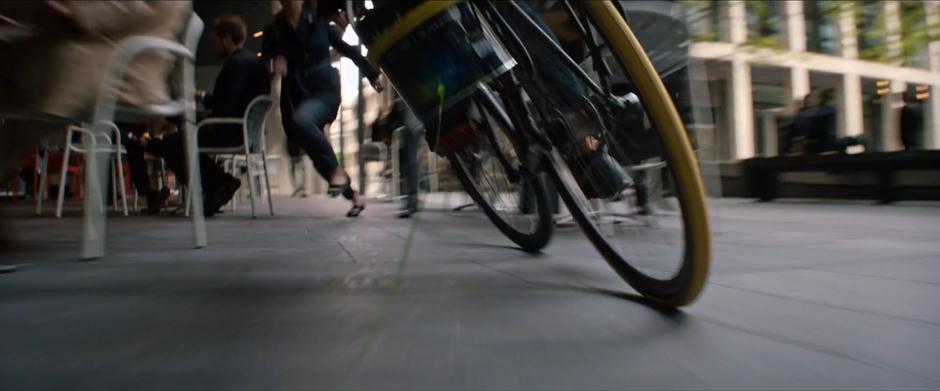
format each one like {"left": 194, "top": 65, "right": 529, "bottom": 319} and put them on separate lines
{"left": 681, "top": 0, "right": 940, "bottom": 161}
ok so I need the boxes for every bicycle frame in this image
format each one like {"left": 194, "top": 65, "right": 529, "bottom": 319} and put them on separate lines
{"left": 470, "top": 0, "right": 611, "bottom": 174}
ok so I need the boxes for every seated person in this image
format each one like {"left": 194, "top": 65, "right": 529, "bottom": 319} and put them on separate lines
{"left": 126, "top": 15, "right": 270, "bottom": 215}
{"left": 795, "top": 90, "right": 864, "bottom": 155}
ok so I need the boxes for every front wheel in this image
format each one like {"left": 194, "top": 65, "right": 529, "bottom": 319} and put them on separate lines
{"left": 534, "top": 1, "right": 711, "bottom": 306}
{"left": 448, "top": 91, "right": 553, "bottom": 253}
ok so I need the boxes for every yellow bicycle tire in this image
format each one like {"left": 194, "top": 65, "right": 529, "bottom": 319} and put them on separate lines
{"left": 581, "top": 1, "right": 711, "bottom": 306}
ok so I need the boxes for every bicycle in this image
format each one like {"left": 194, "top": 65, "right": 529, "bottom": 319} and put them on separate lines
{"left": 353, "top": 0, "right": 711, "bottom": 307}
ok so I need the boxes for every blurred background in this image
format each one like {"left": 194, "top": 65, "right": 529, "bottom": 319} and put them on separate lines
{"left": 179, "top": 0, "right": 940, "bottom": 202}
{"left": 1, "top": 1, "right": 939, "bottom": 389}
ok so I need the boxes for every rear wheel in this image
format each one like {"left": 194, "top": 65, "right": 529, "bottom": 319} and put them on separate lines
{"left": 449, "top": 90, "right": 553, "bottom": 253}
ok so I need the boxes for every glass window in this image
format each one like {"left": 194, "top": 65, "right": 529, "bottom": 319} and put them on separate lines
{"left": 857, "top": 1, "right": 885, "bottom": 62}
{"left": 746, "top": 0, "right": 781, "bottom": 48}
{"left": 805, "top": 0, "right": 838, "bottom": 55}
{"left": 682, "top": 0, "right": 722, "bottom": 42}
{"left": 900, "top": 1, "right": 928, "bottom": 68}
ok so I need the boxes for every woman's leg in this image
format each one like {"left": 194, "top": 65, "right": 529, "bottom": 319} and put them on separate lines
{"left": 288, "top": 95, "right": 360, "bottom": 202}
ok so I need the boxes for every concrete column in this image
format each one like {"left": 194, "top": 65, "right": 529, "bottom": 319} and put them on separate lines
{"left": 782, "top": 0, "right": 806, "bottom": 52}
{"left": 789, "top": 66, "right": 810, "bottom": 109}
{"left": 731, "top": 59, "right": 755, "bottom": 159}
{"left": 837, "top": 2, "right": 858, "bottom": 59}
{"left": 882, "top": 2, "right": 906, "bottom": 152}
{"left": 884, "top": 1, "right": 903, "bottom": 64}
{"left": 759, "top": 111, "right": 779, "bottom": 156}
{"left": 724, "top": 1, "right": 754, "bottom": 159}
{"left": 836, "top": 74, "right": 864, "bottom": 149}
{"left": 925, "top": 2, "right": 940, "bottom": 148}
{"left": 784, "top": 1, "right": 810, "bottom": 114}
{"left": 727, "top": 1, "right": 748, "bottom": 44}
{"left": 839, "top": 73, "right": 864, "bottom": 139}
{"left": 882, "top": 80, "right": 906, "bottom": 151}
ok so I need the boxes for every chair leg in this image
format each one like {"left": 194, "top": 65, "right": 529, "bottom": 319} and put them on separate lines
{"left": 116, "top": 153, "right": 128, "bottom": 216}
{"left": 391, "top": 130, "right": 401, "bottom": 197}
{"left": 36, "top": 148, "right": 49, "bottom": 215}
{"left": 244, "top": 153, "right": 257, "bottom": 219}
{"left": 81, "top": 129, "right": 109, "bottom": 259}
{"left": 56, "top": 137, "right": 73, "bottom": 218}
{"left": 229, "top": 158, "right": 238, "bottom": 212}
{"left": 182, "top": 113, "right": 206, "bottom": 249}
{"left": 262, "top": 152, "right": 274, "bottom": 216}
{"left": 184, "top": 185, "right": 191, "bottom": 217}
{"left": 160, "top": 159, "right": 168, "bottom": 189}
{"left": 111, "top": 160, "right": 119, "bottom": 213}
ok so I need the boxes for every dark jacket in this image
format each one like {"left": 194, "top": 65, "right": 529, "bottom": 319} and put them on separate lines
{"left": 900, "top": 104, "right": 922, "bottom": 150}
{"left": 261, "top": 9, "right": 378, "bottom": 103}
{"left": 204, "top": 47, "right": 270, "bottom": 119}
{"left": 795, "top": 104, "right": 837, "bottom": 154}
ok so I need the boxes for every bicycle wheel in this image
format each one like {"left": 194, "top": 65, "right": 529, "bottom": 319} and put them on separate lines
{"left": 518, "top": 1, "right": 711, "bottom": 306}
{"left": 449, "top": 89, "right": 553, "bottom": 253}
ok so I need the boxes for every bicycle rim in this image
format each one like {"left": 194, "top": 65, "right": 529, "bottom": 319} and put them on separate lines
{"left": 450, "top": 93, "right": 553, "bottom": 252}
{"left": 544, "top": 1, "right": 711, "bottom": 306}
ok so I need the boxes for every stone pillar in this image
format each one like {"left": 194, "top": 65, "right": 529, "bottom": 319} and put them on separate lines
{"left": 837, "top": 2, "right": 858, "bottom": 59}
{"left": 730, "top": 59, "right": 755, "bottom": 159}
{"left": 834, "top": 2, "right": 865, "bottom": 151}
{"left": 782, "top": 0, "right": 806, "bottom": 52}
{"left": 840, "top": 74, "right": 864, "bottom": 139}
{"left": 727, "top": 0, "right": 748, "bottom": 44}
{"left": 881, "top": 80, "right": 906, "bottom": 151}
{"left": 784, "top": 1, "right": 809, "bottom": 114}
{"left": 789, "top": 67, "right": 810, "bottom": 109}
{"left": 925, "top": 2, "right": 940, "bottom": 149}
{"left": 881, "top": 2, "right": 905, "bottom": 151}
{"left": 726, "top": 1, "right": 754, "bottom": 159}
{"left": 884, "top": 1, "right": 903, "bottom": 64}
{"left": 760, "top": 111, "right": 779, "bottom": 156}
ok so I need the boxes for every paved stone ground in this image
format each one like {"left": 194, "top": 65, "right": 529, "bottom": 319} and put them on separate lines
{"left": 1, "top": 195, "right": 939, "bottom": 390}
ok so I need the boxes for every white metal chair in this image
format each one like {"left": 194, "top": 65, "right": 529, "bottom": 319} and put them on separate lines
{"left": 79, "top": 14, "right": 206, "bottom": 259}
{"left": 359, "top": 140, "right": 389, "bottom": 199}
{"left": 186, "top": 95, "right": 274, "bottom": 218}
{"left": 39, "top": 122, "right": 131, "bottom": 218}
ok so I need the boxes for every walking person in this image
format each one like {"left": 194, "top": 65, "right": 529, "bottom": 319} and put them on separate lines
{"left": 262, "top": 0, "right": 383, "bottom": 217}
{"left": 900, "top": 92, "right": 923, "bottom": 151}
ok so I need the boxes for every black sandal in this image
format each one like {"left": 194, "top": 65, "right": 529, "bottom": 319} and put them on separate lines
{"left": 346, "top": 203, "right": 365, "bottom": 218}
{"left": 328, "top": 174, "right": 351, "bottom": 198}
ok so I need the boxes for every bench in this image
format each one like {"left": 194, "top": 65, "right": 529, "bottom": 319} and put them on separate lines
{"left": 743, "top": 151, "right": 940, "bottom": 204}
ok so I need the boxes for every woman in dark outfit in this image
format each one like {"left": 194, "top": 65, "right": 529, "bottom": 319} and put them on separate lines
{"left": 262, "top": 0, "right": 383, "bottom": 217}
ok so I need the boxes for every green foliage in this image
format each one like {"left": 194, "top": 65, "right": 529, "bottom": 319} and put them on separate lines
{"left": 745, "top": 0, "right": 777, "bottom": 37}
{"left": 696, "top": 32, "right": 720, "bottom": 42}
{"left": 678, "top": 0, "right": 937, "bottom": 63}
{"left": 744, "top": 0, "right": 783, "bottom": 49}
{"left": 679, "top": 0, "right": 720, "bottom": 42}
{"left": 899, "top": 0, "right": 939, "bottom": 67}
{"left": 822, "top": 0, "right": 936, "bottom": 65}
{"left": 748, "top": 35, "right": 783, "bottom": 49}
{"left": 853, "top": 1, "right": 889, "bottom": 62}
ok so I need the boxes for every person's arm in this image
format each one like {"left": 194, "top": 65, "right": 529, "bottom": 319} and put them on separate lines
{"left": 261, "top": 23, "right": 285, "bottom": 76}
{"left": 327, "top": 26, "right": 380, "bottom": 83}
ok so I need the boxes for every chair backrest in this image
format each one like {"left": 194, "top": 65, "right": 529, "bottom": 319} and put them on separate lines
{"left": 243, "top": 95, "right": 273, "bottom": 153}
{"left": 183, "top": 13, "right": 205, "bottom": 55}
{"left": 94, "top": 12, "right": 202, "bottom": 127}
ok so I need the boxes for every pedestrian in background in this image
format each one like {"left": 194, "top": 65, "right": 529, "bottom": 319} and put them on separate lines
{"left": 900, "top": 92, "right": 923, "bottom": 151}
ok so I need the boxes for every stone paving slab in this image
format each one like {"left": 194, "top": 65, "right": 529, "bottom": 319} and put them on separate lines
{"left": 1, "top": 197, "right": 939, "bottom": 389}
